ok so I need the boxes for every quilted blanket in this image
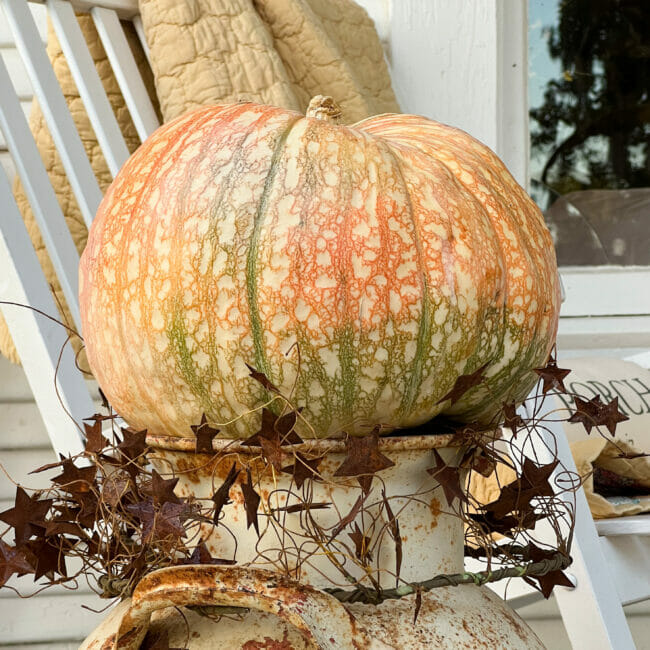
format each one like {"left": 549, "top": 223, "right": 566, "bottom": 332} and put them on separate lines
{"left": 0, "top": 0, "right": 399, "bottom": 364}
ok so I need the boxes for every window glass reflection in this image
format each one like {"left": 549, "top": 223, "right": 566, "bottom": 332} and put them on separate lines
{"left": 529, "top": 0, "right": 650, "bottom": 265}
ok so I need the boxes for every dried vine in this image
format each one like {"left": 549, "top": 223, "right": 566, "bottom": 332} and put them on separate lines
{"left": 0, "top": 348, "right": 632, "bottom": 631}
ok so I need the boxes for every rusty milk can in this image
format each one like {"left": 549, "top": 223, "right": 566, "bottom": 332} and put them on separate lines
{"left": 82, "top": 431, "right": 546, "bottom": 649}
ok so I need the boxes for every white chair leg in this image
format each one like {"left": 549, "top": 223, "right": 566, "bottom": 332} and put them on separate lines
{"left": 526, "top": 398, "right": 636, "bottom": 650}
{"left": 553, "top": 491, "right": 636, "bottom": 649}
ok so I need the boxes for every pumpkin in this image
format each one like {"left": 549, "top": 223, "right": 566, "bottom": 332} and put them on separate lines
{"left": 79, "top": 96, "right": 560, "bottom": 439}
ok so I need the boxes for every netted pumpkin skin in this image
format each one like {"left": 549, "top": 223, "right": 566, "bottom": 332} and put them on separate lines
{"left": 79, "top": 103, "right": 560, "bottom": 439}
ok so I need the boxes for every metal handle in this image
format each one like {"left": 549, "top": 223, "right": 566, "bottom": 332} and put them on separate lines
{"left": 114, "top": 565, "right": 390, "bottom": 650}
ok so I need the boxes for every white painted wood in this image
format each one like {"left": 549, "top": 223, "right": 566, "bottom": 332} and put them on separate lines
{"left": 131, "top": 13, "right": 150, "bottom": 65}
{"left": 0, "top": 47, "right": 35, "bottom": 99}
{"left": 0, "top": 402, "right": 52, "bottom": 448}
{"left": 48, "top": 0, "right": 130, "bottom": 177}
{"left": 557, "top": 315, "right": 650, "bottom": 351}
{"left": 0, "top": 360, "right": 101, "bottom": 405}
{"left": 522, "top": 392, "right": 637, "bottom": 650}
{"left": 0, "top": 99, "right": 30, "bottom": 148}
{"left": 0, "top": 150, "right": 16, "bottom": 180}
{"left": 625, "top": 350, "right": 650, "bottom": 368}
{"left": 520, "top": 599, "right": 650, "bottom": 650}
{"left": 22, "top": 401, "right": 94, "bottom": 448}
{"left": 596, "top": 516, "right": 650, "bottom": 537}
{"left": 389, "top": 2, "right": 498, "bottom": 148}
{"left": 0, "top": 167, "right": 94, "bottom": 457}
{"left": 30, "top": 0, "right": 138, "bottom": 18}
{"left": 1, "top": 497, "right": 18, "bottom": 514}
{"left": 2, "top": 553, "right": 97, "bottom": 597}
{"left": 560, "top": 267, "right": 650, "bottom": 317}
{"left": 0, "top": 448, "right": 57, "bottom": 500}
{"left": 556, "top": 265, "right": 650, "bottom": 328}
{"left": 0, "top": 357, "right": 35, "bottom": 402}
{"left": 0, "top": 400, "right": 100, "bottom": 448}
{"left": 496, "top": 0, "right": 529, "bottom": 188}
{"left": 598, "top": 535, "right": 650, "bottom": 606}
{"left": 559, "top": 347, "right": 649, "bottom": 361}
{"left": 0, "top": 1, "right": 46, "bottom": 46}
{"left": 388, "top": 0, "right": 528, "bottom": 187}
{"left": 0, "top": 575, "right": 95, "bottom": 599}
{"left": 0, "top": 592, "right": 106, "bottom": 643}
{"left": 0, "top": 54, "right": 83, "bottom": 333}
{"left": 91, "top": 6, "right": 159, "bottom": 141}
{"left": 2, "top": 0, "right": 102, "bottom": 228}
{"left": 386, "top": 1, "right": 650, "bottom": 332}
{"left": 521, "top": 596, "right": 650, "bottom": 621}
{"left": 508, "top": 589, "right": 557, "bottom": 612}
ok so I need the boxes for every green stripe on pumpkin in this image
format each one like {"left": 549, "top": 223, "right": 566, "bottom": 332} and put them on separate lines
{"left": 338, "top": 321, "right": 359, "bottom": 420}
{"left": 246, "top": 118, "right": 301, "bottom": 385}
{"left": 391, "top": 157, "right": 431, "bottom": 416}
{"left": 166, "top": 299, "right": 213, "bottom": 415}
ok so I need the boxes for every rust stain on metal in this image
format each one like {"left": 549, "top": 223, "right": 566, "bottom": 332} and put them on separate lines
{"left": 479, "top": 587, "right": 528, "bottom": 643}
{"left": 100, "top": 634, "right": 115, "bottom": 650}
{"left": 115, "top": 624, "right": 142, "bottom": 648}
{"left": 241, "top": 629, "right": 294, "bottom": 649}
{"left": 171, "top": 455, "right": 206, "bottom": 484}
{"left": 428, "top": 496, "right": 441, "bottom": 529}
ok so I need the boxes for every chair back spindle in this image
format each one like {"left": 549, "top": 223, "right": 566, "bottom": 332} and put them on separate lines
{"left": 47, "top": 0, "right": 131, "bottom": 176}
{"left": 0, "top": 165, "right": 93, "bottom": 457}
{"left": 3, "top": 0, "right": 102, "bottom": 227}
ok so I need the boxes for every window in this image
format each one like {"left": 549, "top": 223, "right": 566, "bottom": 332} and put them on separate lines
{"left": 529, "top": 0, "right": 650, "bottom": 350}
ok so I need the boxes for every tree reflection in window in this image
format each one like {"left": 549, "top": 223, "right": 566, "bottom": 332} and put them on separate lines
{"left": 529, "top": 0, "right": 650, "bottom": 265}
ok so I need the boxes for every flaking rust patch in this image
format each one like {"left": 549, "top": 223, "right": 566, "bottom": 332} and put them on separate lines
{"left": 241, "top": 628, "right": 295, "bottom": 649}
{"left": 100, "top": 634, "right": 116, "bottom": 650}
{"left": 428, "top": 496, "right": 441, "bottom": 529}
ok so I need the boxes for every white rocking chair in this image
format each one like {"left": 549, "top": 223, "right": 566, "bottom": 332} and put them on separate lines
{"left": 0, "top": 1, "right": 647, "bottom": 648}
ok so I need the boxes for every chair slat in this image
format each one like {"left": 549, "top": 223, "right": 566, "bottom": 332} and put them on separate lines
{"left": 91, "top": 6, "right": 159, "bottom": 141}
{"left": 523, "top": 393, "right": 637, "bottom": 650}
{"left": 48, "top": 0, "right": 130, "bottom": 177}
{"left": 2, "top": 0, "right": 102, "bottom": 228}
{"left": 599, "top": 535, "right": 650, "bottom": 605}
{"left": 596, "top": 515, "right": 650, "bottom": 537}
{"left": 0, "top": 54, "right": 82, "bottom": 333}
{"left": 0, "top": 167, "right": 93, "bottom": 458}
{"left": 132, "top": 14, "right": 151, "bottom": 65}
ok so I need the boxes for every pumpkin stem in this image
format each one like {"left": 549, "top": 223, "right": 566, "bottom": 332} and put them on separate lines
{"left": 306, "top": 95, "right": 342, "bottom": 123}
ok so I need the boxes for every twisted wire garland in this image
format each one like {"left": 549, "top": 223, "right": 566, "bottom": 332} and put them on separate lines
{"left": 325, "top": 550, "right": 572, "bottom": 605}
{"left": 98, "top": 550, "right": 571, "bottom": 610}
{"left": 179, "top": 551, "right": 572, "bottom": 619}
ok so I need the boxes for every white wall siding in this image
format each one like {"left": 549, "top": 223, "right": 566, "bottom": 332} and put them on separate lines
{"left": 0, "top": 0, "right": 45, "bottom": 44}
{"left": 0, "top": 357, "right": 104, "bottom": 647}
